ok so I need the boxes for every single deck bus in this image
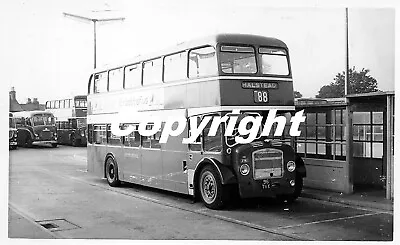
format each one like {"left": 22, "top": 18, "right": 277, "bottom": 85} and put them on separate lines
{"left": 45, "top": 95, "right": 87, "bottom": 146}
{"left": 87, "top": 34, "right": 306, "bottom": 209}
{"left": 13, "top": 110, "right": 58, "bottom": 147}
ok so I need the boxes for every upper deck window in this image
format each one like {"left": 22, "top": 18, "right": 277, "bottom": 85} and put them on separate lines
{"left": 164, "top": 51, "right": 187, "bottom": 82}
{"left": 125, "top": 63, "right": 142, "bottom": 89}
{"left": 75, "top": 99, "right": 87, "bottom": 108}
{"left": 143, "top": 58, "right": 162, "bottom": 86}
{"left": 189, "top": 46, "right": 217, "bottom": 78}
{"left": 108, "top": 67, "right": 124, "bottom": 92}
{"left": 94, "top": 72, "right": 108, "bottom": 93}
{"left": 259, "top": 47, "right": 289, "bottom": 76}
{"left": 219, "top": 45, "right": 257, "bottom": 74}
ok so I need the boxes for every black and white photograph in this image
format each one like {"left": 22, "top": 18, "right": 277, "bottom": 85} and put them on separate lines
{"left": 3, "top": 0, "right": 396, "bottom": 242}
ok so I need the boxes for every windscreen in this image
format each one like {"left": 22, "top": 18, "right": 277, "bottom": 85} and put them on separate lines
{"left": 31, "top": 114, "right": 55, "bottom": 126}
{"left": 259, "top": 47, "right": 289, "bottom": 76}
{"left": 9, "top": 117, "right": 15, "bottom": 128}
{"left": 219, "top": 45, "right": 257, "bottom": 74}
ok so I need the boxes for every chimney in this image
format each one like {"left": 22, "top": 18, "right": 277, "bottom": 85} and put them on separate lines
{"left": 27, "top": 98, "right": 32, "bottom": 104}
{"left": 9, "top": 87, "right": 16, "bottom": 101}
{"left": 33, "top": 98, "right": 39, "bottom": 104}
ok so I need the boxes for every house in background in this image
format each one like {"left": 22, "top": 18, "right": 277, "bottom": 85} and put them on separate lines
{"left": 9, "top": 87, "right": 45, "bottom": 112}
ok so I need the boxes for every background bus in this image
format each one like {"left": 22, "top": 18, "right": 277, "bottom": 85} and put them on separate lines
{"left": 45, "top": 95, "right": 87, "bottom": 146}
{"left": 13, "top": 110, "right": 58, "bottom": 148}
{"left": 9, "top": 112, "right": 18, "bottom": 150}
{"left": 86, "top": 34, "right": 306, "bottom": 209}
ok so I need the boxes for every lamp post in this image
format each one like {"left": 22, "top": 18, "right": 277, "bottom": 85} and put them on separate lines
{"left": 63, "top": 12, "right": 125, "bottom": 69}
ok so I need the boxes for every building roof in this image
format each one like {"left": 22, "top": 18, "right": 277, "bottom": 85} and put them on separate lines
{"left": 346, "top": 91, "right": 395, "bottom": 98}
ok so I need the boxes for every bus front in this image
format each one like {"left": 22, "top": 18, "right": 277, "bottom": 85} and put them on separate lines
{"left": 30, "top": 112, "right": 58, "bottom": 147}
{"left": 215, "top": 37, "right": 305, "bottom": 203}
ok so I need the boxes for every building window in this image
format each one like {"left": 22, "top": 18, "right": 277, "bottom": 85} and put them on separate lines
{"left": 294, "top": 108, "right": 346, "bottom": 160}
{"left": 353, "top": 111, "right": 383, "bottom": 159}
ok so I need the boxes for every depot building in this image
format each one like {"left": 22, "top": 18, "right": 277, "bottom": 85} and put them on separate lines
{"left": 291, "top": 91, "right": 394, "bottom": 200}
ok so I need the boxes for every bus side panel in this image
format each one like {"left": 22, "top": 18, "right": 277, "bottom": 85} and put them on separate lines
{"left": 219, "top": 80, "right": 294, "bottom": 106}
{"left": 164, "top": 85, "right": 186, "bottom": 109}
{"left": 87, "top": 145, "right": 107, "bottom": 178}
{"left": 185, "top": 79, "right": 221, "bottom": 108}
{"left": 141, "top": 149, "right": 163, "bottom": 189}
{"left": 119, "top": 146, "right": 142, "bottom": 185}
{"left": 162, "top": 133, "right": 188, "bottom": 194}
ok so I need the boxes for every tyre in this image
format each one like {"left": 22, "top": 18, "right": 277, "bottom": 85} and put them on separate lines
{"left": 277, "top": 175, "right": 303, "bottom": 203}
{"left": 51, "top": 143, "right": 58, "bottom": 148}
{"left": 105, "top": 157, "right": 121, "bottom": 187}
{"left": 198, "top": 165, "right": 230, "bottom": 209}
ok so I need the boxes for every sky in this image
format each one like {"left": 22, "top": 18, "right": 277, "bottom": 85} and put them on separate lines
{"left": 1, "top": 0, "right": 396, "bottom": 104}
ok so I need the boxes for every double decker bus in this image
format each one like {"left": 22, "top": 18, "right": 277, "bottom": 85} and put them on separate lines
{"left": 87, "top": 34, "right": 306, "bottom": 209}
{"left": 45, "top": 95, "right": 87, "bottom": 146}
{"left": 13, "top": 110, "right": 58, "bottom": 148}
{"left": 9, "top": 112, "right": 18, "bottom": 150}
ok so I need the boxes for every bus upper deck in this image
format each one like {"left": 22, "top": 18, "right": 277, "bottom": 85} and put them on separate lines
{"left": 88, "top": 33, "right": 294, "bottom": 118}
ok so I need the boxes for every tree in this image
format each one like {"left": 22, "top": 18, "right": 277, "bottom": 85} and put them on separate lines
{"left": 316, "top": 67, "right": 379, "bottom": 98}
{"left": 294, "top": 90, "right": 303, "bottom": 98}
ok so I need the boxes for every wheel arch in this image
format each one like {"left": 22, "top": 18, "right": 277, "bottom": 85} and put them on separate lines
{"left": 295, "top": 153, "right": 306, "bottom": 178}
{"left": 192, "top": 157, "right": 237, "bottom": 199}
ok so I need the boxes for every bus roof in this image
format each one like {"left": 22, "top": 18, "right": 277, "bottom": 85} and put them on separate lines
{"left": 13, "top": 110, "right": 54, "bottom": 118}
{"left": 93, "top": 33, "right": 288, "bottom": 73}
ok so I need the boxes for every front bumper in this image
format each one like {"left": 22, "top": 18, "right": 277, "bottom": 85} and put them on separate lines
{"left": 33, "top": 140, "right": 57, "bottom": 145}
{"left": 238, "top": 177, "right": 296, "bottom": 199}
{"left": 9, "top": 141, "right": 17, "bottom": 146}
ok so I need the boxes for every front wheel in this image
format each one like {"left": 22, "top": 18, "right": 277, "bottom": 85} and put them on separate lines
{"left": 198, "top": 165, "right": 229, "bottom": 209}
{"left": 51, "top": 143, "right": 58, "bottom": 148}
{"left": 105, "top": 157, "right": 121, "bottom": 187}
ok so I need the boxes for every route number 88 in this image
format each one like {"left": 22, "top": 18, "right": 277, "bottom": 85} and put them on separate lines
{"left": 254, "top": 90, "right": 268, "bottom": 103}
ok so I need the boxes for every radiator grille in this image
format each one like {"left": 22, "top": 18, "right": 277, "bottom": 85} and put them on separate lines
{"left": 252, "top": 148, "right": 283, "bottom": 180}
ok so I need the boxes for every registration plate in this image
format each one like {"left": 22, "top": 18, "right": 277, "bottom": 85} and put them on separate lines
{"left": 253, "top": 90, "right": 269, "bottom": 103}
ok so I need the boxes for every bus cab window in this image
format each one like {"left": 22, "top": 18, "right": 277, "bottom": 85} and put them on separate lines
{"left": 188, "top": 116, "right": 202, "bottom": 152}
{"left": 203, "top": 118, "right": 222, "bottom": 152}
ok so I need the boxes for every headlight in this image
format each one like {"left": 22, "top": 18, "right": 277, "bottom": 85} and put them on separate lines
{"left": 239, "top": 164, "right": 250, "bottom": 176}
{"left": 34, "top": 133, "right": 39, "bottom": 137}
{"left": 287, "top": 161, "right": 296, "bottom": 172}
